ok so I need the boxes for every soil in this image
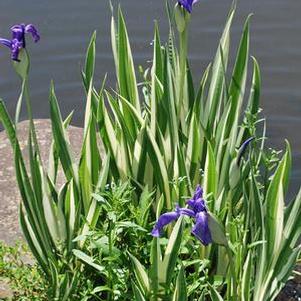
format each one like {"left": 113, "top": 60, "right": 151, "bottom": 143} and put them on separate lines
{"left": 276, "top": 264, "right": 301, "bottom": 300}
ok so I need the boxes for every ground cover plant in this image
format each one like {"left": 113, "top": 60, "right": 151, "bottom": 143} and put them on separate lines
{"left": 0, "top": 241, "right": 47, "bottom": 300}
{"left": 0, "top": 0, "right": 300, "bottom": 300}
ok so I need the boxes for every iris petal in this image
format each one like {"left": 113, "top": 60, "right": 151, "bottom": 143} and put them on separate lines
{"left": 0, "top": 38, "right": 12, "bottom": 48}
{"left": 179, "top": 208, "right": 196, "bottom": 218}
{"left": 10, "top": 39, "right": 22, "bottom": 61}
{"left": 193, "top": 185, "right": 203, "bottom": 200}
{"left": 186, "top": 185, "right": 205, "bottom": 213}
{"left": 151, "top": 186, "right": 212, "bottom": 247}
{"left": 178, "top": 0, "right": 193, "bottom": 13}
{"left": 11, "top": 24, "right": 26, "bottom": 47}
{"left": 178, "top": 0, "right": 199, "bottom": 13}
{"left": 191, "top": 211, "right": 212, "bottom": 245}
{"left": 25, "top": 24, "right": 40, "bottom": 43}
{"left": 1, "top": 23, "right": 40, "bottom": 61}
{"left": 151, "top": 211, "right": 180, "bottom": 237}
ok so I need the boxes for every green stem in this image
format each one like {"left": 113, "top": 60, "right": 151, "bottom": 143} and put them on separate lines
{"left": 178, "top": 28, "right": 188, "bottom": 135}
{"left": 107, "top": 222, "right": 114, "bottom": 301}
{"left": 24, "top": 78, "right": 41, "bottom": 159}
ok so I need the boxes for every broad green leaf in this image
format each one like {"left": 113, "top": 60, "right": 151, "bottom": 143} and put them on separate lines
{"left": 150, "top": 237, "right": 161, "bottom": 297}
{"left": 82, "top": 31, "right": 96, "bottom": 90}
{"left": 227, "top": 14, "right": 251, "bottom": 153}
{"left": 19, "top": 205, "right": 48, "bottom": 274}
{"left": 209, "top": 284, "right": 224, "bottom": 301}
{"left": 128, "top": 253, "right": 150, "bottom": 294}
{"left": 132, "top": 281, "right": 146, "bottom": 301}
{"left": 116, "top": 8, "right": 140, "bottom": 126}
{"left": 186, "top": 113, "right": 201, "bottom": 179}
{"left": 162, "top": 217, "right": 184, "bottom": 286}
{"left": 146, "top": 128, "right": 171, "bottom": 209}
{"left": 241, "top": 252, "right": 252, "bottom": 301}
{"left": 13, "top": 49, "right": 29, "bottom": 80}
{"left": 49, "top": 82, "right": 78, "bottom": 184}
{"left": 208, "top": 213, "right": 228, "bottom": 246}
{"left": 172, "top": 265, "right": 187, "bottom": 301}
{"left": 204, "top": 7, "right": 235, "bottom": 128}
{"left": 48, "top": 111, "right": 74, "bottom": 184}
{"left": 150, "top": 23, "right": 163, "bottom": 135}
{"left": 265, "top": 146, "right": 290, "bottom": 263}
{"left": 203, "top": 142, "right": 218, "bottom": 201}
{"left": 73, "top": 249, "right": 104, "bottom": 273}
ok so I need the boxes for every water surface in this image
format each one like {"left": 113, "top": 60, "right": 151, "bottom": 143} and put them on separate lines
{"left": 0, "top": 0, "right": 300, "bottom": 195}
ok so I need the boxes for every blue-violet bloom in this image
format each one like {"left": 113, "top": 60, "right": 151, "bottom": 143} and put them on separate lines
{"left": 178, "top": 0, "right": 200, "bottom": 13}
{"left": 0, "top": 23, "right": 40, "bottom": 61}
{"left": 151, "top": 185, "right": 212, "bottom": 246}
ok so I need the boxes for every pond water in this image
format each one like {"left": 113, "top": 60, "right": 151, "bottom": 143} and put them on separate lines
{"left": 0, "top": 0, "right": 300, "bottom": 196}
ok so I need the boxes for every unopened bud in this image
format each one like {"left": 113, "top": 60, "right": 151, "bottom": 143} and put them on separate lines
{"left": 174, "top": 3, "right": 190, "bottom": 33}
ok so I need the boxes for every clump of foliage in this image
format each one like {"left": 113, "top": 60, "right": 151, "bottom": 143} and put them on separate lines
{"left": 0, "top": 0, "right": 300, "bottom": 300}
{"left": 72, "top": 182, "right": 154, "bottom": 300}
{"left": 0, "top": 241, "right": 47, "bottom": 300}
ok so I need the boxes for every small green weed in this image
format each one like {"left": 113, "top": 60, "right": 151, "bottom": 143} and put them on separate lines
{"left": 0, "top": 241, "right": 47, "bottom": 301}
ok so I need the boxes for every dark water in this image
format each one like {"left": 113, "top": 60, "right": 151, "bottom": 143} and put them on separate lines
{"left": 0, "top": 0, "right": 300, "bottom": 195}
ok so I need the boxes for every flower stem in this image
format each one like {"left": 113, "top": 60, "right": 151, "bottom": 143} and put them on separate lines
{"left": 24, "top": 78, "right": 41, "bottom": 158}
{"left": 178, "top": 28, "right": 188, "bottom": 135}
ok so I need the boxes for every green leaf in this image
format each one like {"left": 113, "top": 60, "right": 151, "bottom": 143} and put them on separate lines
{"left": 82, "top": 31, "right": 96, "bottom": 89}
{"left": 146, "top": 128, "right": 171, "bottom": 209}
{"left": 116, "top": 7, "right": 140, "bottom": 118}
{"left": 248, "top": 57, "right": 261, "bottom": 116}
{"left": 13, "top": 49, "right": 30, "bottom": 79}
{"left": 241, "top": 252, "right": 252, "bottom": 301}
{"left": 128, "top": 253, "right": 150, "bottom": 294}
{"left": 265, "top": 145, "right": 290, "bottom": 262}
{"left": 150, "top": 237, "right": 161, "bottom": 297}
{"left": 73, "top": 249, "right": 105, "bottom": 273}
{"left": 49, "top": 82, "right": 78, "bottom": 184}
{"left": 203, "top": 142, "right": 218, "bottom": 201}
{"left": 204, "top": 7, "right": 235, "bottom": 129}
{"left": 19, "top": 204, "right": 48, "bottom": 275}
{"left": 132, "top": 281, "right": 146, "bottom": 301}
{"left": 79, "top": 83, "right": 101, "bottom": 214}
{"left": 227, "top": 14, "right": 251, "bottom": 153}
{"left": 162, "top": 217, "right": 184, "bottom": 286}
{"left": 209, "top": 283, "right": 224, "bottom": 301}
{"left": 208, "top": 213, "right": 228, "bottom": 246}
{"left": 172, "top": 265, "right": 187, "bottom": 301}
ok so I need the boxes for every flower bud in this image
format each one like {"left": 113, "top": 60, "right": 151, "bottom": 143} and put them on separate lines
{"left": 174, "top": 3, "right": 190, "bottom": 33}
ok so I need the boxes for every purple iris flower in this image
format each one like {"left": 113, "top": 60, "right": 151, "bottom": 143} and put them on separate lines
{"left": 151, "top": 185, "right": 212, "bottom": 246}
{"left": 151, "top": 205, "right": 181, "bottom": 237}
{"left": 0, "top": 23, "right": 40, "bottom": 61}
{"left": 178, "top": 0, "right": 200, "bottom": 13}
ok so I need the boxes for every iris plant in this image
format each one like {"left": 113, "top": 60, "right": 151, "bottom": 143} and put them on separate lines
{"left": 178, "top": 0, "right": 200, "bottom": 13}
{"left": 0, "top": 24, "right": 40, "bottom": 61}
{"left": 151, "top": 185, "right": 212, "bottom": 246}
